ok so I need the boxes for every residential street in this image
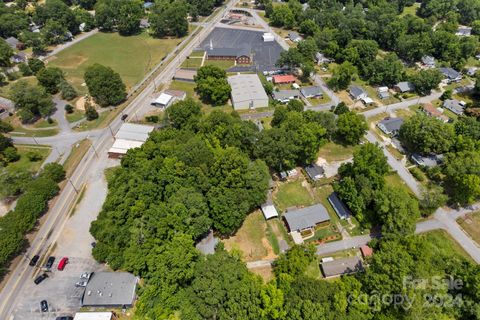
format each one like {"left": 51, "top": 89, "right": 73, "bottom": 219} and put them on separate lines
{"left": 365, "top": 131, "right": 421, "bottom": 197}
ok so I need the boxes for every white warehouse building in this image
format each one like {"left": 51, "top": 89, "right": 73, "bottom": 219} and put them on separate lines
{"left": 227, "top": 74, "right": 269, "bottom": 110}
{"left": 108, "top": 123, "right": 154, "bottom": 158}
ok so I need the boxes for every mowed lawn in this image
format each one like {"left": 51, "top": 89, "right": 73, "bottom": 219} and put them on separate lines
{"left": 274, "top": 179, "right": 315, "bottom": 213}
{"left": 48, "top": 32, "right": 186, "bottom": 94}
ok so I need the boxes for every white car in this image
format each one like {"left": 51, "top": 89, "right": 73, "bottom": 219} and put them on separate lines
{"left": 75, "top": 281, "right": 88, "bottom": 287}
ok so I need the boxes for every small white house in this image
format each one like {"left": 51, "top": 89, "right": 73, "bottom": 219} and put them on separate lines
{"left": 152, "top": 93, "right": 173, "bottom": 108}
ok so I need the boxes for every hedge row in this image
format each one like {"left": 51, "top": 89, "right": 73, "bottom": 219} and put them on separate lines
{"left": 0, "top": 164, "right": 64, "bottom": 276}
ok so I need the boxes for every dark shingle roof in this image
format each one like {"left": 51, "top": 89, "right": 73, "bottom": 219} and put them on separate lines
{"left": 206, "top": 47, "right": 250, "bottom": 58}
{"left": 328, "top": 192, "right": 351, "bottom": 220}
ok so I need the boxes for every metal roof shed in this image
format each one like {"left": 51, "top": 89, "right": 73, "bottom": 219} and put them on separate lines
{"left": 328, "top": 192, "right": 351, "bottom": 220}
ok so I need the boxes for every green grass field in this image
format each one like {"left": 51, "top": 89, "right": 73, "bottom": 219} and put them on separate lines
{"left": 385, "top": 172, "right": 415, "bottom": 197}
{"left": 420, "top": 230, "right": 473, "bottom": 262}
{"left": 66, "top": 109, "right": 85, "bottom": 123}
{"left": 318, "top": 142, "right": 359, "bottom": 162}
{"left": 204, "top": 59, "right": 236, "bottom": 70}
{"left": 0, "top": 76, "right": 38, "bottom": 99}
{"left": 274, "top": 179, "right": 315, "bottom": 213}
{"left": 48, "top": 32, "right": 188, "bottom": 94}
{"left": 6, "top": 145, "right": 51, "bottom": 173}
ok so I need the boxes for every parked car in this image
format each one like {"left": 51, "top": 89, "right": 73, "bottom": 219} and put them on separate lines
{"left": 56, "top": 316, "right": 73, "bottom": 320}
{"left": 40, "top": 300, "right": 48, "bottom": 312}
{"left": 34, "top": 273, "right": 48, "bottom": 285}
{"left": 45, "top": 256, "right": 55, "bottom": 269}
{"left": 57, "top": 257, "right": 69, "bottom": 271}
{"left": 75, "top": 281, "right": 88, "bottom": 287}
{"left": 29, "top": 255, "right": 40, "bottom": 267}
{"left": 121, "top": 114, "right": 128, "bottom": 121}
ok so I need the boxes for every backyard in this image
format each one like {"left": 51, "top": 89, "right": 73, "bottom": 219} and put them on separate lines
{"left": 317, "top": 141, "right": 358, "bottom": 162}
{"left": 222, "top": 210, "right": 277, "bottom": 262}
{"left": 273, "top": 178, "right": 316, "bottom": 213}
{"left": 48, "top": 31, "right": 190, "bottom": 94}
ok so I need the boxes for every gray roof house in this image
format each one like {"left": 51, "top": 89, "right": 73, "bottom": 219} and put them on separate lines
{"left": 411, "top": 154, "right": 444, "bottom": 168}
{"left": 272, "top": 89, "right": 300, "bottom": 103}
{"left": 82, "top": 272, "right": 137, "bottom": 308}
{"left": 443, "top": 99, "right": 465, "bottom": 115}
{"left": 321, "top": 256, "right": 364, "bottom": 278}
{"left": 456, "top": 26, "right": 472, "bottom": 37}
{"left": 288, "top": 31, "right": 302, "bottom": 43}
{"left": 300, "top": 86, "right": 323, "bottom": 98}
{"left": 11, "top": 52, "right": 27, "bottom": 63}
{"left": 283, "top": 204, "right": 330, "bottom": 232}
{"left": 5, "top": 36, "right": 20, "bottom": 49}
{"left": 304, "top": 163, "right": 325, "bottom": 181}
{"left": 394, "top": 81, "right": 415, "bottom": 93}
{"left": 421, "top": 55, "right": 436, "bottom": 68}
{"left": 349, "top": 86, "right": 367, "bottom": 100}
{"left": 328, "top": 192, "right": 351, "bottom": 220}
{"left": 439, "top": 67, "right": 462, "bottom": 83}
{"left": 315, "top": 52, "right": 331, "bottom": 64}
{"left": 377, "top": 117, "right": 404, "bottom": 136}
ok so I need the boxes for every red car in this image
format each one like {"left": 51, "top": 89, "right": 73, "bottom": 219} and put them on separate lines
{"left": 57, "top": 257, "right": 69, "bottom": 271}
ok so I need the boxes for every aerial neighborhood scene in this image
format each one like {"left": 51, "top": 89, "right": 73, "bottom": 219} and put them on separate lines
{"left": 2, "top": 0, "right": 480, "bottom": 319}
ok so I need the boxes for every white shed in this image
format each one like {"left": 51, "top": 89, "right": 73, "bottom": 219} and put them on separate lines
{"left": 262, "top": 33, "right": 275, "bottom": 42}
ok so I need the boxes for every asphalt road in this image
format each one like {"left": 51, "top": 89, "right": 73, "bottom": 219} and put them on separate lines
{"left": 317, "top": 202, "right": 480, "bottom": 258}
{"left": 365, "top": 131, "right": 421, "bottom": 197}
{"left": 0, "top": 2, "right": 237, "bottom": 319}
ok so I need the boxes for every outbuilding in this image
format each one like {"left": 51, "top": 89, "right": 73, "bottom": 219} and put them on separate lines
{"left": 328, "top": 192, "right": 351, "bottom": 220}
{"left": 304, "top": 163, "right": 325, "bottom": 181}
{"left": 261, "top": 197, "right": 279, "bottom": 220}
{"left": 151, "top": 93, "right": 173, "bottom": 108}
{"left": 227, "top": 74, "right": 269, "bottom": 110}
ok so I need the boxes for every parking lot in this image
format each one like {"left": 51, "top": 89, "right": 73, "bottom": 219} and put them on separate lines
{"left": 200, "top": 27, "right": 284, "bottom": 72}
{"left": 10, "top": 154, "right": 118, "bottom": 320}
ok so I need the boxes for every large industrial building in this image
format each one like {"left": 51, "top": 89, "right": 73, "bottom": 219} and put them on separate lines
{"left": 227, "top": 74, "right": 269, "bottom": 110}
{"left": 108, "top": 123, "right": 154, "bottom": 158}
{"left": 81, "top": 272, "right": 138, "bottom": 308}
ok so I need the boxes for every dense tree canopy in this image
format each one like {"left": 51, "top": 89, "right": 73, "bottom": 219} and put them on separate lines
{"left": 84, "top": 63, "right": 127, "bottom": 107}
{"left": 150, "top": 0, "right": 189, "bottom": 38}
{"left": 10, "top": 80, "right": 54, "bottom": 123}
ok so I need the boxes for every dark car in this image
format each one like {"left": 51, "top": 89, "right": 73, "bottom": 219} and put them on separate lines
{"left": 29, "top": 255, "right": 40, "bottom": 267}
{"left": 40, "top": 300, "right": 48, "bottom": 312}
{"left": 34, "top": 273, "right": 48, "bottom": 285}
{"left": 56, "top": 316, "right": 73, "bottom": 320}
{"left": 121, "top": 114, "right": 128, "bottom": 121}
{"left": 45, "top": 256, "right": 55, "bottom": 269}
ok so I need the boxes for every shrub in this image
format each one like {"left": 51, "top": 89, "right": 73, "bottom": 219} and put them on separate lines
{"left": 26, "top": 151, "right": 43, "bottom": 161}
{"left": 409, "top": 167, "right": 425, "bottom": 182}
{"left": 145, "top": 115, "right": 159, "bottom": 123}
{"left": 64, "top": 104, "right": 74, "bottom": 114}
{"left": 85, "top": 105, "right": 99, "bottom": 121}
{"left": 18, "top": 63, "right": 33, "bottom": 76}
{"left": 40, "top": 163, "right": 66, "bottom": 183}
{"left": 3, "top": 147, "right": 20, "bottom": 162}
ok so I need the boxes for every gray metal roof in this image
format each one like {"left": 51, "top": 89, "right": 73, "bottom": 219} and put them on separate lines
{"left": 227, "top": 74, "right": 268, "bottom": 105}
{"left": 5, "top": 37, "right": 19, "bottom": 48}
{"left": 321, "top": 256, "right": 364, "bottom": 278}
{"left": 349, "top": 86, "right": 366, "bottom": 98}
{"left": 82, "top": 272, "right": 137, "bottom": 307}
{"left": 328, "top": 192, "right": 351, "bottom": 220}
{"left": 304, "top": 164, "right": 324, "bottom": 181}
{"left": 300, "top": 86, "right": 322, "bottom": 98}
{"left": 206, "top": 47, "right": 250, "bottom": 58}
{"left": 272, "top": 89, "right": 300, "bottom": 101}
{"left": 439, "top": 67, "right": 461, "bottom": 80}
{"left": 421, "top": 55, "right": 435, "bottom": 66}
{"left": 443, "top": 99, "right": 464, "bottom": 115}
{"left": 395, "top": 81, "right": 415, "bottom": 92}
{"left": 378, "top": 117, "right": 404, "bottom": 133}
{"left": 288, "top": 32, "right": 301, "bottom": 41}
{"left": 283, "top": 204, "right": 330, "bottom": 231}
{"left": 411, "top": 154, "right": 443, "bottom": 167}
